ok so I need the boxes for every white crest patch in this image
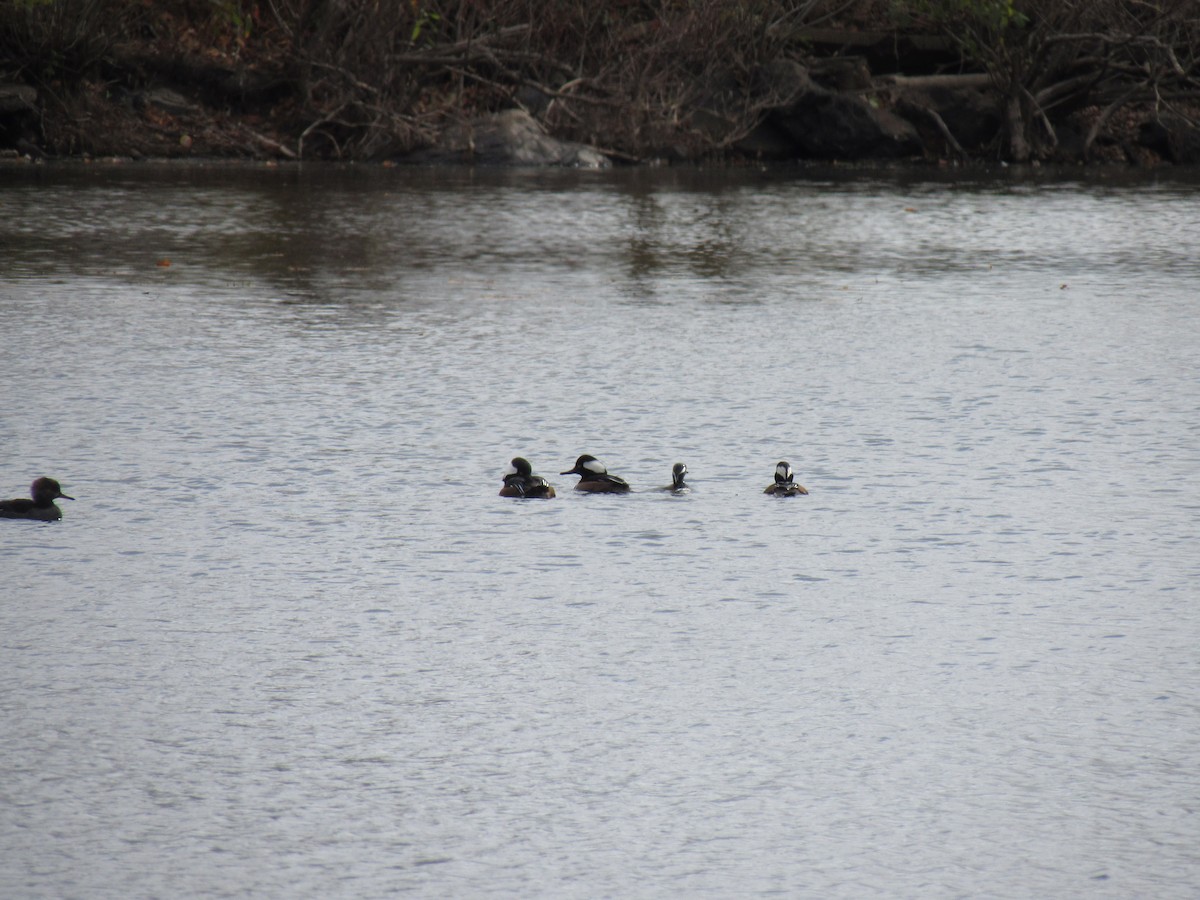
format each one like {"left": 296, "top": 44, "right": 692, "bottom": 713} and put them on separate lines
{"left": 504, "top": 463, "right": 518, "bottom": 476}
{"left": 583, "top": 458, "right": 606, "bottom": 475}
{"left": 776, "top": 462, "right": 792, "bottom": 481}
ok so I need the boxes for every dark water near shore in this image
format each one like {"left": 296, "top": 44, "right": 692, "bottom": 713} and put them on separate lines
{"left": 2, "top": 162, "right": 1199, "bottom": 898}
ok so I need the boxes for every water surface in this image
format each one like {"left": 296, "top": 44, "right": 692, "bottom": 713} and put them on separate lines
{"left": 2, "top": 163, "right": 1198, "bottom": 898}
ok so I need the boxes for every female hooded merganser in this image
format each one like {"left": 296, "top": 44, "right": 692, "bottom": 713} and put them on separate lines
{"left": 0, "top": 476, "right": 75, "bottom": 521}
{"left": 499, "top": 457, "right": 556, "bottom": 499}
{"left": 764, "top": 461, "right": 808, "bottom": 496}
{"left": 661, "top": 462, "right": 689, "bottom": 492}
{"left": 561, "top": 455, "right": 631, "bottom": 493}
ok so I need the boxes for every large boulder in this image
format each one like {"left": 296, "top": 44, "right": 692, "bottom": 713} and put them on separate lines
{"left": 406, "top": 108, "right": 609, "bottom": 167}
{"left": 0, "top": 83, "right": 36, "bottom": 115}
{"left": 0, "top": 83, "right": 39, "bottom": 155}
{"left": 1138, "top": 113, "right": 1200, "bottom": 165}
{"left": 731, "top": 60, "right": 922, "bottom": 161}
{"left": 769, "top": 83, "right": 922, "bottom": 160}
{"left": 893, "top": 81, "right": 1002, "bottom": 152}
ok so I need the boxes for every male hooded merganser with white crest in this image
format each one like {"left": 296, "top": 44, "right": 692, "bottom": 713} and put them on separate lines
{"left": 561, "top": 455, "right": 631, "bottom": 493}
{"left": 1, "top": 476, "right": 75, "bottom": 521}
{"left": 499, "top": 457, "right": 556, "bottom": 499}
{"left": 661, "top": 462, "right": 689, "bottom": 493}
{"left": 764, "top": 461, "right": 808, "bottom": 496}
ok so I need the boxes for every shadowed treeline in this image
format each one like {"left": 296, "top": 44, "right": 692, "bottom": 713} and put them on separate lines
{"left": 1, "top": 0, "right": 1197, "bottom": 164}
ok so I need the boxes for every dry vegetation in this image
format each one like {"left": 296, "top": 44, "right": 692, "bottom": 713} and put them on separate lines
{"left": 897, "top": 0, "right": 1200, "bottom": 161}
{"left": 1, "top": 0, "right": 1197, "bottom": 161}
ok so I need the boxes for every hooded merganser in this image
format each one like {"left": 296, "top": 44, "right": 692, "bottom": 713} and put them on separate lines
{"left": 0, "top": 476, "right": 75, "bottom": 521}
{"left": 560, "top": 455, "right": 631, "bottom": 493}
{"left": 764, "top": 461, "right": 808, "bottom": 496}
{"left": 661, "top": 462, "right": 689, "bottom": 492}
{"left": 499, "top": 457, "right": 556, "bottom": 499}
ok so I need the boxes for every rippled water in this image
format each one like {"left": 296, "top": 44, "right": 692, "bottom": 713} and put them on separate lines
{"left": 2, "top": 163, "right": 1199, "bottom": 898}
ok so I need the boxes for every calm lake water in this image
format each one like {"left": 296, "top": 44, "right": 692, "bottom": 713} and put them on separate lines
{"left": 2, "top": 162, "right": 1198, "bottom": 898}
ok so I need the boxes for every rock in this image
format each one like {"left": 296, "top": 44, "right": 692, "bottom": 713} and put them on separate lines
{"left": 0, "top": 83, "right": 37, "bottom": 115}
{"left": 0, "top": 83, "right": 40, "bottom": 156}
{"left": 732, "top": 120, "right": 802, "bottom": 160}
{"left": 1139, "top": 114, "right": 1200, "bottom": 165}
{"left": 514, "top": 85, "right": 553, "bottom": 119}
{"left": 894, "top": 83, "right": 1002, "bottom": 152}
{"left": 406, "top": 108, "right": 610, "bottom": 167}
{"left": 730, "top": 60, "right": 923, "bottom": 161}
{"left": 134, "top": 86, "right": 199, "bottom": 116}
{"left": 769, "top": 83, "right": 922, "bottom": 160}
{"left": 808, "top": 57, "right": 873, "bottom": 92}
{"left": 751, "top": 58, "right": 813, "bottom": 100}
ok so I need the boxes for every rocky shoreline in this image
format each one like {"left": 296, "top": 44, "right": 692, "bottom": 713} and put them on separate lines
{"left": 2, "top": 8, "right": 1197, "bottom": 168}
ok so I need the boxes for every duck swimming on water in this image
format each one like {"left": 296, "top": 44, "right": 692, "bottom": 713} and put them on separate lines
{"left": 561, "top": 455, "right": 631, "bottom": 493}
{"left": 763, "top": 461, "right": 808, "bottom": 497}
{"left": 499, "top": 457, "right": 556, "bottom": 499}
{"left": 661, "top": 462, "right": 689, "bottom": 493}
{"left": 0, "top": 477, "right": 75, "bottom": 521}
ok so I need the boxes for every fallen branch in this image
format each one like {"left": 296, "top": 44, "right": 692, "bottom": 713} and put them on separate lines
{"left": 244, "top": 126, "right": 296, "bottom": 158}
{"left": 883, "top": 74, "right": 992, "bottom": 91}
{"left": 1083, "top": 84, "right": 1141, "bottom": 160}
{"left": 1022, "top": 86, "right": 1058, "bottom": 150}
{"left": 389, "top": 24, "right": 533, "bottom": 65}
{"left": 1034, "top": 71, "right": 1107, "bottom": 108}
{"left": 915, "top": 103, "right": 967, "bottom": 158}
{"left": 298, "top": 101, "right": 349, "bottom": 159}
